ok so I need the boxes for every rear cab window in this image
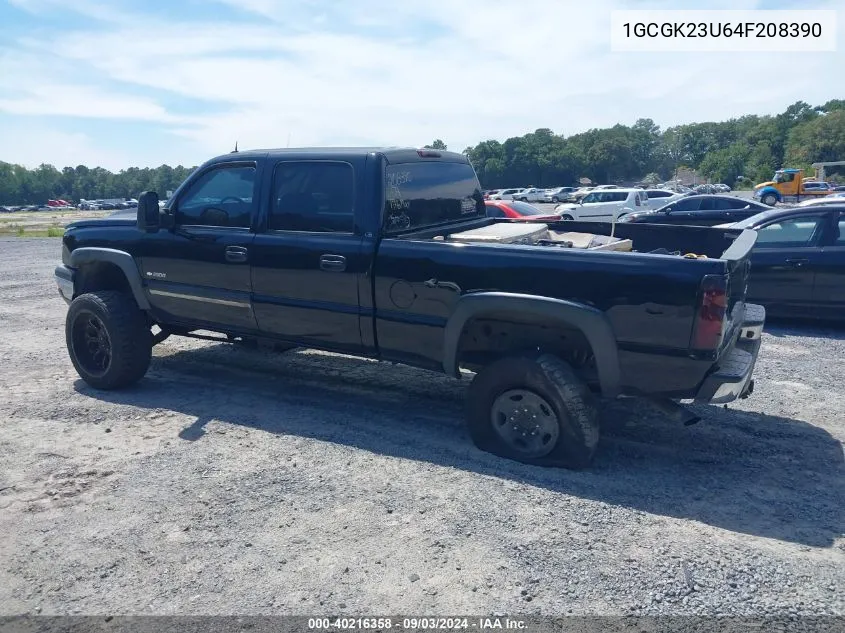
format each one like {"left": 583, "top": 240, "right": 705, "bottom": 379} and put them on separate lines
{"left": 383, "top": 160, "right": 484, "bottom": 233}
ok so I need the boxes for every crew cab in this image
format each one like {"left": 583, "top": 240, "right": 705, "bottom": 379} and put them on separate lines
{"left": 55, "top": 147, "right": 765, "bottom": 469}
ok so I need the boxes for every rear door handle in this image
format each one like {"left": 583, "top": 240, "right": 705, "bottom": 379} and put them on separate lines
{"left": 320, "top": 254, "right": 347, "bottom": 272}
{"left": 786, "top": 258, "right": 809, "bottom": 268}
{"left": 225, "top": 246, "right": 248, "bottom": 263}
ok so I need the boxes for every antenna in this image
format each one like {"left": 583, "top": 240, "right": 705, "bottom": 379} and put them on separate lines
{"left": 232, "top": 141, "right": 238, "bottom": 153}
{"left": 286, "top": 132, "right": 291, "bottom": 148}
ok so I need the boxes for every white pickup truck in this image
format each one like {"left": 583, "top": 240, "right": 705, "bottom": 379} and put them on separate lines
{"left": 513, "top": 187, "right": 547, "bottom": 202}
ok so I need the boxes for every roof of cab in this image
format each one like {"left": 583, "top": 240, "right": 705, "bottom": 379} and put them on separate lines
{"left": 203, "top": 146, "right": 470, "bottom": 166}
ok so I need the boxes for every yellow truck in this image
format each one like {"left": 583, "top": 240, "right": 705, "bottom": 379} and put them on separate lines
{"left": 753, "top": 161, "right": 845, "bottom": 206}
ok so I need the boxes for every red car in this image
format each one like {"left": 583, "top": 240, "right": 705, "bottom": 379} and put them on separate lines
{"left": 484, "top": 200, "right": 559, "bottom": 221}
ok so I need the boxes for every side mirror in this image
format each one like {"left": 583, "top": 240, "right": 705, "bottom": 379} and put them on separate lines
{"left": 137, "top": 191, "right": 160, "bottom": 233}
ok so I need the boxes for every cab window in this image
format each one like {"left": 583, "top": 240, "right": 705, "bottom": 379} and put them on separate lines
{"left": 755, "top": 215, "right": 826, "bottom": 248}
{"left": 270, "top": 161, "right": 355, "bottom": 233}
{"left": 175, "top": 164, "right": 256, "bottom": 228}
{"left": 384, "top": 161, "right": 484, "bottom": 233}
{"left": 834, "top": 213, "right": 845, "bottom": 246}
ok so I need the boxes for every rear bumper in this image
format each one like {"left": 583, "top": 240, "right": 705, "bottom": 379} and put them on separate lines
{"left": 55, "top": 265, "right": 75, "bottom": 304}
{"left": 694, "top": 303, "right": 765, "bottom": 405}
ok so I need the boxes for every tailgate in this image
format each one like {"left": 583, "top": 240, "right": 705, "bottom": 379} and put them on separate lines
{"left": 718, "top": 228, "right": 757, "bottom": 351}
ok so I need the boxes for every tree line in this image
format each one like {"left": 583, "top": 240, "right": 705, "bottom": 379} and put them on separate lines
{"left": 2, "top": 100, "right": 844, "bottom": 204}
{"left": 0, "top": 163, "right": 195, "bottom": 206}
{"left": 460, "top": 100, "right": 845, "bottom": 189}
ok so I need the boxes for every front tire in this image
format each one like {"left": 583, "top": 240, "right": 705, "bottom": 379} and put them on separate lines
{"left": 560, "top": 214, "right": 574, "bottom": 221}
{"left": 762, "top": 193, "right": 778, "bottom": 206}
{"left": 66, "top": 291, "right": 152, "bottom": 389}
{"left": 466, "top": 354, "right": 599, "bottom": 469}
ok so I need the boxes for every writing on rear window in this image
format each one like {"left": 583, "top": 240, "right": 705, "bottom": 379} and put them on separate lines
{"left": 384, "top": 162, "right": 484, "bottom": 233}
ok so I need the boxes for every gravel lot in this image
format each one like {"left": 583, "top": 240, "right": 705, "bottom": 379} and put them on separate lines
{"left": 0, "top": 237, "right": 843, "bottom": 618}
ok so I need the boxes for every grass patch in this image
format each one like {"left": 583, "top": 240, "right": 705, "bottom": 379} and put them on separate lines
{"left": 0, "top": 223, "right": 64, "bottom": 238}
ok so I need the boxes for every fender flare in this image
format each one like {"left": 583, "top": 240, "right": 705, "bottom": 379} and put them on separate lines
{"left": 758, "top": 186, "right": 781, "bottom": 203}
{"left": 442, "top": 292, "right": 621, "bottom": 397}
{"left": 69, "top": 247, "right": 151, "bottom": 310}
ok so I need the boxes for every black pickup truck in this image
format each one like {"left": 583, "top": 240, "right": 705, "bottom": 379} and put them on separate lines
{"left": 55, "top": 147, "right": 765, "bottom": 468}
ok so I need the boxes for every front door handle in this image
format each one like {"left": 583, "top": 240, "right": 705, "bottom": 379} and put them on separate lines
{"left": 786, "top": 258, "right": 809, "bottom": 268}
{"left": 320, "top": 254, "right": 347, "bottom": 272}
{"left": 225, "top": 246, "right": 248, "bottom": 263}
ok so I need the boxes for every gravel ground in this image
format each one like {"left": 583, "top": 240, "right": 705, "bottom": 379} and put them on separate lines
{"left": 0, "top": 237, "right": 843, "bottom": 618}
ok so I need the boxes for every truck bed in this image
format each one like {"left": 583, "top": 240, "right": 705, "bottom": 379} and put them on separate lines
{"left": 374, "top": 218, "right": 757, "bottom": 397}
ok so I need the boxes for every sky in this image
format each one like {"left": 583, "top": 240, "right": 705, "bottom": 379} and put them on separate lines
{"left": 0, "top": 0, "right": 842, "bottom": 171}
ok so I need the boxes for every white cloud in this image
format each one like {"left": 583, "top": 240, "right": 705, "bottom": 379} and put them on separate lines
{"left": 0, "top": 121, "right": 134, "bottom": 169}
{"left": 1, "top": 0, "right": 844, "bottom": 167}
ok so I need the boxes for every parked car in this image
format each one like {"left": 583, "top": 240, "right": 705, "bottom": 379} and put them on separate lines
{"left": 53, "top": 145, "right": 764, "bottom": 469}
{"left": 714, "top": 205, "right": 845, "bottom": 321}
{"left": 554, "top": 188, "right": 647, "bottom": 222}
{"left": 642, "top": 189, "right": 686, "bottom": 210}
{"left": 802, "top": 181, "right": 831, "bottom": 192}
{"left": 484, "top": 200, "right": 560, "bottom": 221}
{"left": 618, "top": 195, "right": 770, "bottom": 226}
{"left": 794, "top": 192, "right": 845, "bottom": 207}
{"left": 543, "top": 187, "right": 578, "bottom": 203}
{"left": 693, "top": 184, "right": 721, "bottom": 195}
{"left": 570, "top": 186, "right": 594, "bottom": 199}
{"left": 513, "top": 187, "right": 547, "bottom": 202}
{"left": 488, "top": 188, "right": 524, "bottom": 201}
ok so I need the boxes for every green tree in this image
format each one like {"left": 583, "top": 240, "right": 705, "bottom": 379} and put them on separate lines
{"left": 424, "top": 139, "right": 447, "bottom": 150}
{"left": 784, "top": 110, "right": 845, "bottom": 166}
{"left": 698, "top": 143, "right": 748, "bottom": 185}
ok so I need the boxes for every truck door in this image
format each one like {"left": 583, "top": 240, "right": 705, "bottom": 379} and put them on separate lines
{"left": 140, "top": 161, "right": 259, "bottom": 331}
{"left": 746, "top": 212, "right": 828, "bottom": 316}
{"left": 249, "top": 158, "right": 368, "bottom": 353}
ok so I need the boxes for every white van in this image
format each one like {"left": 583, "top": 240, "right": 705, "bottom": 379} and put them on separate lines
{"left": 554, "top": 188, "right": 648, "bottom": 221}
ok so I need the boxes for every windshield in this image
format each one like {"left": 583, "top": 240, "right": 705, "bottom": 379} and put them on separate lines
{"left": 509, "top": 201, "right": 547, "bottom": 216}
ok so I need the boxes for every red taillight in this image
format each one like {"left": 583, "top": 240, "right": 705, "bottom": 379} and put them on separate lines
{"left": 417, "top": 149, "right": 441, "bottom": 158}
{"left": 692, "top": 274, "right": 729, "bottom": 350}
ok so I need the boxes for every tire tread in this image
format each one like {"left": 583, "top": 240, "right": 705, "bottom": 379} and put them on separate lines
{"left": 66, "top": 290, "right": 152, "bottom": 389}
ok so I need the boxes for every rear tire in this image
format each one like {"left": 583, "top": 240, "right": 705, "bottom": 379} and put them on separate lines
{"left": 552, "top": 196, "right": 560, "bottom": 203}
{"left": 466, "top": 353, "right": 599, "bottom": 469}
{"left": 66, "top": 291, "right": 152, "bottom": 390}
